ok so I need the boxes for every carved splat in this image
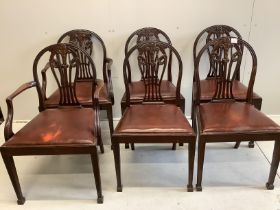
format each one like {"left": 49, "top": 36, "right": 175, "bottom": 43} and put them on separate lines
{"left": 48, "top": 44, "right": 81, "bottom": 105}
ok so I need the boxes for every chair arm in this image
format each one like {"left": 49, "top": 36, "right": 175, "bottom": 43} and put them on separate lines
{"left": 105, "top": 58, "right": 114, "bottom": 104}
{"left": 4, "top": 81, "right": 37, "bottom": 141}
{"left": 41, "top": 62, "right": 50, "bottom": 99}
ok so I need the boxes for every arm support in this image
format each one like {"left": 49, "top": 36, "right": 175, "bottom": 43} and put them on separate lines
{"left": 41, "top": 62, "right": 50, "bottom": 99}
{"left": 4, "top": 81, "right": 37, "bottom": 141}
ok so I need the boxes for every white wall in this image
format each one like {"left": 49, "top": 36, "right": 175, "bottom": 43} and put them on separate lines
{"left": 0, "top": 0, "right": 278, "bottom": 120}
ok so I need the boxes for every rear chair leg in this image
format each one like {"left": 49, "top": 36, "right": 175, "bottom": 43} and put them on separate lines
{"left": 248, "top": 141, "right": 255, "bottom": 148}
{"left": 172, "top": 143, "right": 176, "bottom": 150}
{"left": 107, "top": 106, "right": 114, "bottom": 150}
{"left": 234, "top": 141, "right": 241, "bottom": 149}
{"left": 266, "top": 140, "right": 280, "bottom": 190}
{"left": 91, "top": 147, "right": 103, "bottom": 203}
{"left": 1, "top": 153, "right": 25, "bottom": 205}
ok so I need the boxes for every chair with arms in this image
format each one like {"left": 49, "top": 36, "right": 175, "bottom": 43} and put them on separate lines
{"left": 192, "top": 25, "right": 262, "bottom": 149}
{"left": 0, "top": 43, "right": 104, "bottom": 204}
{"left": 121, "top": 27, "right": 186, "bottom": 150}
{"left": 42, "top": 29, "right": 114, "bottom": 140}
{"left": 113, "top": 40, "right": 196, "bottom": 192}
{"left": 194, "top": 37, "right": 280, "bottom": 191}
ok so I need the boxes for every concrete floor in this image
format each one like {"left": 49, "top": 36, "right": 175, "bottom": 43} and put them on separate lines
{"left": 0, "top": 120, "right": 280, "bottom": 210}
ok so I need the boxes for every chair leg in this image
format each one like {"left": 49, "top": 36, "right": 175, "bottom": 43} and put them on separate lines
{"left": 97, "top": 130, "right": 104, "bottom": 154}
{"left": 248, "top": 141, "right": 255, "bottom": 148}
{"left": 131, "top": 143, "right": 135, "bottom": 150}
{"left": 106, "top": 105, "right": 114, "bottom": 138}
{"left": 187, "top": 141, "right": 195, "bottom": 192}
{"left": 196, "top": 139, "right": 206, "bottom": 191}
{"left": 266, "top": 140, "right": 280, "bottom": 190}
{"left": 1, "top": 153, "right": 25, "bottom": 205}
{"left": 90, "top": 147, "right": 103, "bottom": 203}
{"left": 113, "top": 142, "right": 122, "bottom": 192}
{"left": 179, "top": 143, "right": 184, "bottom": 146}
{"left": 172, "top": 143, "right": 176, "bottom": 150}
{"left": 125, "top": 143, "right": 129, "bottom": 149}
{"left": 234, "top": 141, "right": 241, "bottom": 149}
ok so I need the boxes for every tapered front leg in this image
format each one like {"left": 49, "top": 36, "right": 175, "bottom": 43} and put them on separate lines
{"left": 1, "top": 152, "right": 25, "bottom": 205}
{"left": 113, "top": 142, "right": 122, "bottom": 192}
{"left": 91, "top": 147, "right": 103, "bottom": 204}
{"left": 131, "top": 143, "right": 135, "bottom": 150}
{"left": 187, "top": 141, "right": 196, "bottom": 192}
{"left": 266, "top": 140, "right": 280, "bottom": 190}
{"left": 172, "top": 143, "right": 176, "bottom": 150}
{"left": 196, "top": 138, "right": 206, "bottom": 191}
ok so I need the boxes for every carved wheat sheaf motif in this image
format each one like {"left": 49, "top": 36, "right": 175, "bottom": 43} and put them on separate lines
{"left": 49, "top": 45, "right": 80, "bottom": 105}
{"left": 209, "top": 38, "right": 243, "bottom": 100}
{"left": 69, "top": 32, "right": 93, "bottom": 80}
{"left": 137, "top": 43, "right": 168, "bottom": 102}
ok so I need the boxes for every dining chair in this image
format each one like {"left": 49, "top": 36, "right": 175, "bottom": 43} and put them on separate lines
{"left": 121, "top": 27, "right": 185, "bottom": 150}
{"left": 194, "top": 37, "right": 280, "bottom": 191}
{"left": 0, "top": 43, "right": 103, "bottom": 204}
{"left": 112, "top": 40, "right": 196, "bottom": 192}
{"left": 192, "top": 25, "right": 263, "bottom": 149}
{"left": 42, "top": 29, "right": 114, "bottom": 140}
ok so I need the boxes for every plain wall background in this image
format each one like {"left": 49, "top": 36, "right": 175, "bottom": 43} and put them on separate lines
{"left": 0, "top": 0, "right": 279, "bottom": 120}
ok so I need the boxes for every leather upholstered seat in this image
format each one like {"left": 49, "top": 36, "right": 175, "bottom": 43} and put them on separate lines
{"left": 199, "top": 102, "right": 280, "bottom": 134}
{"left": 115, "top": 104, "right": 193, "bottom": 134}
{"left": 3, "top": 108, "right": 96, "bottom": 146}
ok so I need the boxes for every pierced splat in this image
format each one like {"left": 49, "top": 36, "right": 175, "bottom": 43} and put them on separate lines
{"left": 125, "top": 27, "right": 173, "bottom": 82}
{"left": 124, "top": 41, "right": 183, "bottom": 106}
{"left": 193, "top": 25, "right": 243, "bottom": 80}
{"left": 137, "top": 42, "right": 168, "bottom": 102}
{"left": 48, "top": 44, "right": 81, "bottom": 106}
{"left": 209, "top": 38, "right": 243, "bottom": 100}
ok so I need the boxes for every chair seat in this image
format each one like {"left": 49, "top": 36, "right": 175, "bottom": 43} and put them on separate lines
{"left": 45, "top": 79, "right": 110, "bottom": 107}
{"left": 199, "top": 102, "right": 280, "bottom": 134}
{"left": 122, "top": 80, "right": 184, "bottom": 102}
{"left": 200, "top": 79, "right": 261, "bottom": 101}
{"left": 115, "top": 104, "right": 193, "bottom": 134}
{"left": 3, "top": 108, "right": 97, "bottom": 147}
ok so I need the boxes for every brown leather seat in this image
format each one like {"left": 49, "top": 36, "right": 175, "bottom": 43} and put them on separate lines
{"left": 199, "top": 102, "right": 280, "bottom": 134}
{"left": 3, "top": 108, "right": 96, "bottom": 146}
{"left": 45, "top": 79, "right": 110, "bottom": 107}
{"left": 115, "top": 104, "right": 193, "bottom": 134}
{"left": 200, "top": 79, "right": 261, "bottom": 101}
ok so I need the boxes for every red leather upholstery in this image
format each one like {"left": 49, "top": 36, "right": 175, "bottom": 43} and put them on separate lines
{"left": 3, "top": 108, "right": 96, "bottom": 146}
{"left": 200, "top": 79, "right": 261, "bottom": 101}
{"left": 45, "top": 79, "right": 110, "bottom": 107}
{"left": 199, "top": 102, "right": 280, "bottom": 134}
{"left": 115, "top": 104, "right": 193, "bottom": 133}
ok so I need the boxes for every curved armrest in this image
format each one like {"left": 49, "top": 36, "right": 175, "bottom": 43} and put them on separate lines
{"left": 41, "top": 62, "right": 50, "bottom": 99}
{"left": 104, "top": 58, "right": 114, "bottom": 104}
{"left": 4, "top": 81, "right": 37, "bottom": 141}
